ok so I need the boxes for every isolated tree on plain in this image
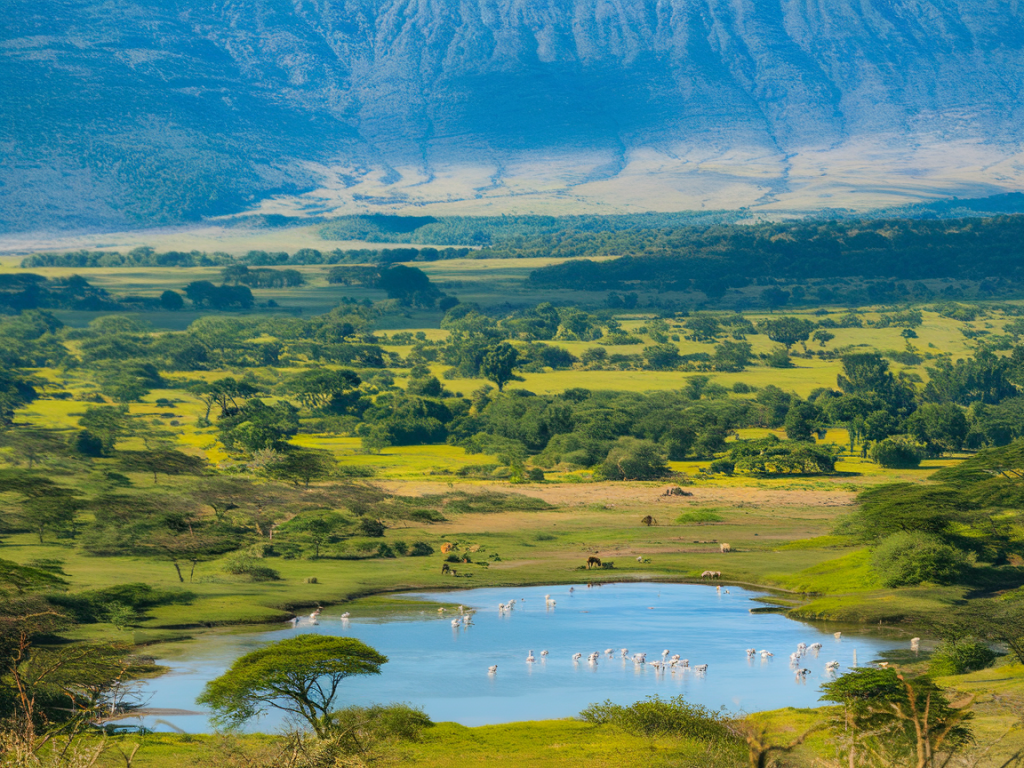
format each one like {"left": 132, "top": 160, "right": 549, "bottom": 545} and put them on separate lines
{"left": 159, "top": 289, "right": 184, "bottom": 310}
{"left": 480, "top": 342, "right": 520, "bottom": 392}
{"left": 198, "top": 635, "right": 387, "bottom": 738}
{"left": 299, "top": 515, "right": 345, "bottom": 559}
{"left": 757, "top": 317, "right": 816, "bottom": 349}
{"left": 811, "top": 329, "right": 835, "bottom": 347}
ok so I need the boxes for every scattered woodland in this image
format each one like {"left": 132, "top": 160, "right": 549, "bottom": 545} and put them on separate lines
{"left": 3, "top": 213, "right": 1024, "bottom": 767}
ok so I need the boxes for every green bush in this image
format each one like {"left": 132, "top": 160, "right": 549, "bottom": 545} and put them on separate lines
{"left": 376, "top": 543, "right": 396, "bottom": 558}
{"left": 328, "top": 703, "right": 433, "bottom": 753}
{"left": 104, "top": 602, "right": 141, "bottom": 630}
{"left": 870, "top": 436, "right": 925, "bottom": 468}
{"left": 48, "top": 583, "right": 195, "bottom": 623}
{"left": 527, "top": 467, "right": 545, "bottom": 482}
{"left": 579, "top": 695, "right": 732, "bottom": 741}
{"left": 930, "top": 642, "right": 997, "bottom": 676}
{"left": 391, "top": 540, "right": 409, "bottom": 556}
{"left": 408, "top": 542, "right": 434, "bottom": 556}
{"left": 709, "top": 459, "right": 734, "bottom": 475}
{"left": 594, "top": 437, "right": 669, "bottom": 481}
{"left": 224, "top": 553, "right": 282, "bottom": 582}
{"left": 409, "top": 509, "right": 446, "bottom": 523}
{"left": 358, "top": 518, "right": 386, "bottom": 537}
{"left": 871, "top": 532, "right": 971, "bottom": 587}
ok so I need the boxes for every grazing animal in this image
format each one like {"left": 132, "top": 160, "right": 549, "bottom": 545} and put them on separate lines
{"left": 712, "top": 571, "right": 721, "bottom": 579}
{"left": 640, "top": 515, "right": 658, "bottom": 526}
{"left": 587, "top": 556, "right": 602, "bottom": 569}
{"left": 488, "top": 665, "right": 497, "bottom": 674}
{"left": 720, "top": 543, "right": 732, "bottom": 553}
{"left": 701, "top": 570, "right": 714, "bottom": 579}
{"left": 441, "top": 563, "right": 451, "bottom": 575}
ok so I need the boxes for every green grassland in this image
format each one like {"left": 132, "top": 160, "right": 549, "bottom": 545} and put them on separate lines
{"left": 3, "top": 251, "right": 1024, "bottom": 766}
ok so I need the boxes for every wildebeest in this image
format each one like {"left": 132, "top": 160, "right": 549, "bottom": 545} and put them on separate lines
{"left": 587, "top": 556, "right": 602, "bottom": 569}
{"left": 640, "top": 515, "right": 658, "bottom": 526}
{"left": 441, "top": 563, "right": 451, "bottom": 575}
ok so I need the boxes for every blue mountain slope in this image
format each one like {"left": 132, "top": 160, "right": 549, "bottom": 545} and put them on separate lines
{"left": 2, "top": 0, "right": 1022, "bottom": 230}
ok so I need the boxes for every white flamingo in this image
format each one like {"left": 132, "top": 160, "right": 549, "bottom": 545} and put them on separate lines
{"left": 451, "top": 618, "right": 461, "bottom": 627}
{"left": 340, "top": 612, "right": 350, "bottom": 619}
{"left": 526, "top": 650, "right": 536, "bottom": 663}
{"left": 488, "top": 665, "right": 497, "bottom": 674}
{"left": 661, "top": 649, "right": 670, "bottom": 659}
{"left": 540, "top": 650, "right": 549, "bottom": 657}
{"left": 761, "top": 650, "right": 773, "bottom": 658}
{"left": 572, "top": 652, "right": 582, "bottom": 661}
{"left": 694, "top": 664, "right": 708, "bottom": 674}
{"left": 620, "top": 648, "right": 629, "bottom": 658}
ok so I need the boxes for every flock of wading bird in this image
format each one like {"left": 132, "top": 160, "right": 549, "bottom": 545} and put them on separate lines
{"left": 295, "top": 590, "right": 923, "bottom": 681}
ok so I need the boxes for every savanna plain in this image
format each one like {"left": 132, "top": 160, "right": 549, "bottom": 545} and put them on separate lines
{"left": 3, "top": 214, "right": 1024, "bottom": 767}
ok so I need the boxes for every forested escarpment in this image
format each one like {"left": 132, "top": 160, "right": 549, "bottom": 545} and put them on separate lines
{"left": 524, "top": 216, "right": 1024, "bottom": 290}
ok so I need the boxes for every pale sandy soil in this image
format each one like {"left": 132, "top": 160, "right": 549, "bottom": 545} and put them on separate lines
{"left": 374, "top": 480, "right": 856, "bottom": 510}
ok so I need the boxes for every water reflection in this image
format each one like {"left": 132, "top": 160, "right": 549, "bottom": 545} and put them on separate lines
{"left": 128, "top": 582, "right": 904, "bottom": 732}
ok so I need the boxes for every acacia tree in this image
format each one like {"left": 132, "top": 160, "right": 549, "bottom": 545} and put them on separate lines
{"left": 285, "top": 368, "right": 361, "bottom": 412}
{"left": 198, "top": 635, "right": 387, "bottom": 738}
{"left": 0, "top": 472, "right": 83, "bottom": 543}
{"left": 117, "top": 449, "right": 207, "bottom": 484}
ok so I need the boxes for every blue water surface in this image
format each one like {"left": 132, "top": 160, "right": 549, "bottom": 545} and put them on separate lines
{"left": 130, "top": 582, "right": 904, "bottom": 732}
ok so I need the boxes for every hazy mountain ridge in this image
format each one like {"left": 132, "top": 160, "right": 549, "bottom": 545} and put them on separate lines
{"left": 2, "top": 0, "right": 1022, "bottom": 231}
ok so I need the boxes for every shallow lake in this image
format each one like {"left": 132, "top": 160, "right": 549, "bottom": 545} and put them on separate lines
{"left": 129, "top": 582, "right": 907, "bottom": 732}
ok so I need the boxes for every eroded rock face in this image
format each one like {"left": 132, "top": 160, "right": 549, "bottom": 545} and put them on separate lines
{"left": 3, "top": 0, "right": 1022, "bottom": 229}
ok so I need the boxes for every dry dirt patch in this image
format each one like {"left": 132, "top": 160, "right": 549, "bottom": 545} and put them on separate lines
{"left": 373, "top": 481, "right": 856, "bottom": 511}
